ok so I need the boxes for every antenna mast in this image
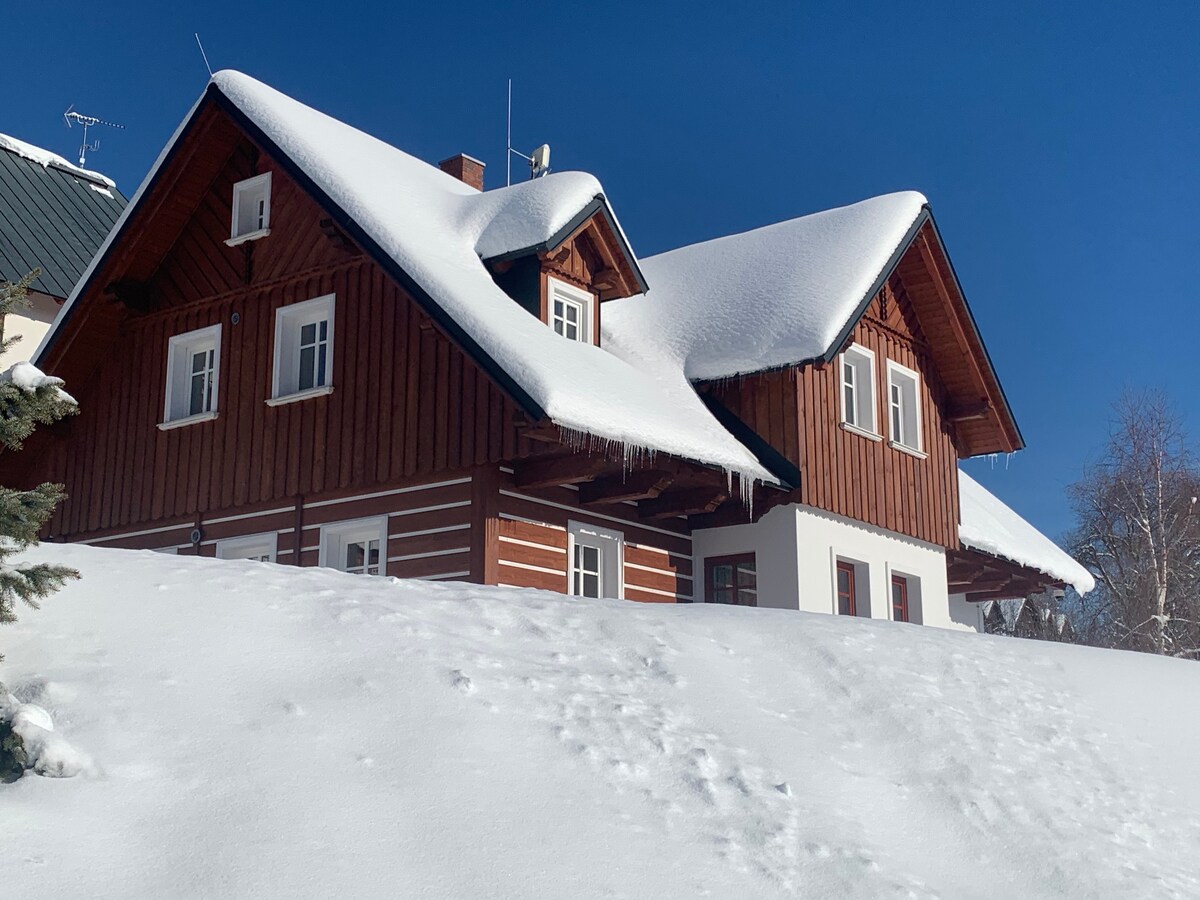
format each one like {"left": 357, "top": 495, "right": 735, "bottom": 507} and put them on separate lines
{"left": 505, "top": 80, "right": 551, "bottom": 184}
{"left": 63, "top": 107, "right": 125, "bottom": 167}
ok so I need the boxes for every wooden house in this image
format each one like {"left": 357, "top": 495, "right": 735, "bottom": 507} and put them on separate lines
{"left": 7, "top": 71, "right": 1092, "bottom": 629}
{"left": 0, "top": 133, "right": 126, "bottom": 368}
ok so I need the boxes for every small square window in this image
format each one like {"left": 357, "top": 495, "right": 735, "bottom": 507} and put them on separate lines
{"left": 886, "top": 361, "right": 922, "bottom": 452}
{"left": 230, "top": 173, "right": 271, "bottom": 243}
{"left": 320, "top": 517, "right": 387, "bottom": 576}
{"left": 705, "top": 554, "right": 757, "bottom": 605}
{"left": 217, "top": 533, "right": 278, "bottom": 563}
{"left": 548, "top": 277, "right": 594, "bottom": 344}
{"left": 162, "top": 324, "right": 221, "bottom": 425}
{"left": 271, "top": 294, "right": 335, "bottom": 402}
{"left": 840, "top": 344, "right": 877, "bottom": 434}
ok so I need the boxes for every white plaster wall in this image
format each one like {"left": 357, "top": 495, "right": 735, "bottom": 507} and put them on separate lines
{"left": 0, "top": 292, "right": 59, "bottom": 369}
{"left": 948, "top": 593, "right": 986, "bottom": 632}
{"left": 690, "top": 503, "right": 799, "bottom": 609}
{"left": 692, "top": 502, "right": 983, "bottom": 632}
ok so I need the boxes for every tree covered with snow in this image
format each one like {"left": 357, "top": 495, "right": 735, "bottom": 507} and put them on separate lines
{"left": 0, "top": 270, "right": 78, "bottom": 660}
{"left": 1066, "top": 391, "right": 1200, "bottom": 656}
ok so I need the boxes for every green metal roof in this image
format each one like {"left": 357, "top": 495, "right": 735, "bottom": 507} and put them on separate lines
{"left": 0, "top": 142, "right": 127, "bottom": 299}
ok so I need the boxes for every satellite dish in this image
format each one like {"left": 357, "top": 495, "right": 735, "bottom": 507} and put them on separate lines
{"left": 530, "top": 144, "right": 550, "bottom": 178}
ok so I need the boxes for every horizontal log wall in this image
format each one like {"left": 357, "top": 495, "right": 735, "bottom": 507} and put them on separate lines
{"left": 72, "top": 473, "right": 476, "bottom": 581}
{"left": 494, "top": 468, "right": 694, "bottom": 602}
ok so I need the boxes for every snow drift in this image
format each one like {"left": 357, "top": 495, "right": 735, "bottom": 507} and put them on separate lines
{"left": 2, "top": 544, "right": 1197, "bottom": 898}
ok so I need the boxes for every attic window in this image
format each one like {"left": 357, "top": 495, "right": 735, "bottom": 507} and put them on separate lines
{"left": 839, "top": 344, "right": 877, "bottom": 437}
{"left": 228, "top": 173, "right": 271, "bottom": 245}
{"left": 548, "top": 277, "right": 593, "bottom": 344}
{"left": 886, "top": 360, "right": 923, "bottom": 454}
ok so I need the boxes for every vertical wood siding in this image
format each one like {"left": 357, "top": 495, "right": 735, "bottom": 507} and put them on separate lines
{"left": 709, "top": 279, "right": 961, "bottom": 549}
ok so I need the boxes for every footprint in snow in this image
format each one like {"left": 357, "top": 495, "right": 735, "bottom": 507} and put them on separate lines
{"left": 450, "top": 670, "right": 474, "bottom": 694}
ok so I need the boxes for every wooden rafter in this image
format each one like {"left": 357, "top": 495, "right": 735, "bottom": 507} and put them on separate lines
{"left": 639, "top": 487, "right": 728, "bottom": 520}
{"left": 512, "top": 454, "right": 612, "bottom": 489}
{"left": 579, "top": 468, "right": 677, "bottom": 506}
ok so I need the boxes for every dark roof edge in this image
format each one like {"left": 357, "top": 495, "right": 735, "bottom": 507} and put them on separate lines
{"left": 210, "top": 90, "right": 549, "bottom": 423}
{"left": 820, "top": 207, "right": 932, "bottom": 364}
{"left": 924, "top": 214, "right": 1025, "bottom": 451}
{"left": 36, "top": 87, "right": 219, "bottom": 365}
{"left": 699, "top": 393, "right": 801, "bottom": 490}
{"left": 481, "top": 195, "right": 650, "bottom": 294}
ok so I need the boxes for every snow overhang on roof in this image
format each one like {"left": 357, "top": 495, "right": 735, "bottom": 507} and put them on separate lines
{"left": 958, "top": 470, "right": 1095, "bottom": 595}
{"left": 34, "top": 71, "right": 773, "bottom": 485}
{"left": 602, "top": 192, "right": 929, "bottom": 381}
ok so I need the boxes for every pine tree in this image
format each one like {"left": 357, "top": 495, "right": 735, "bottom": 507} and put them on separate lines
{"left": 1, "top": 270, "right": 79, "bottom": 660}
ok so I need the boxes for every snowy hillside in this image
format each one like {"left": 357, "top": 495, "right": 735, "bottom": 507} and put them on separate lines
{"left": 3, "top": 545, "right": 1199, "bottom": 899}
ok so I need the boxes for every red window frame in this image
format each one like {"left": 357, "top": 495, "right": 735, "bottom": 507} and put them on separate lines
{"left": 891, "top": 574, "right": 909, "bottom": 623}
{"left": 836, "top": 560, "right": 856, "bottom": 616}
{"left": 705, "top": 553, "right": 757, "bottom": 606}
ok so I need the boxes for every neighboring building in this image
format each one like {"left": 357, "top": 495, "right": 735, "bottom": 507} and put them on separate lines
{"left": 8, "top": 71, "right": 1091, "bottom": 631}
{"left": 0, "top": 133, "right": 127, "bottom": 368}
{"left": 982, "top": 597, "right": 1077, "bottom": 643}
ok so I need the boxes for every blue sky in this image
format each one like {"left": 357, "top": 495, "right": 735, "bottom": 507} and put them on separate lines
{"left": 6, "top": 0, "right": 1197, "bottom": 541}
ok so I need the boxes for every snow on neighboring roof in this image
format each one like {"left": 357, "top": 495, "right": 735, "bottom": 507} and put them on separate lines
{"left": 958, "top": 470, "right": 1095, "bottom": 595}
{"left": 602, "top": 192, "right": 927, "bottom": 381}
{"left": 0, "top": 132, "right": 116, "bottom": 188}
{"left": 37, "top": 71, "right": 771, "bottom": 483}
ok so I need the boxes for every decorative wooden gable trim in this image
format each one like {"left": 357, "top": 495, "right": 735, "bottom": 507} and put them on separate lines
{"left": 537, "top": 209, "right": 642, "bottom": 301}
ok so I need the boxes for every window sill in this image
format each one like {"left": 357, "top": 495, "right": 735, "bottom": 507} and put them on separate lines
{"left": 840, "top": 421, "right": 882, "bottom": 442}
{"left": 888, "top": 440, "right": 927, "bottom": 460}
{"left": 266, "top": 385, "right": 334, "bottom": 407}
{"left": 157, "top": 411, "right": 218, "bottom": 431}
{"left": 224, "top": 228, "right": 271, "bottom": 248}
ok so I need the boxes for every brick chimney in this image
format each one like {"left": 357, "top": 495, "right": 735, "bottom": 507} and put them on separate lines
{"left": 438, "top": 153, "right": 485, "bottom": 191}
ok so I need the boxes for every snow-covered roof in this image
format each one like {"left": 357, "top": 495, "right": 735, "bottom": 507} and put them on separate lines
{"left": 958, "top": 470, "right": 1094, "bottom": 595}
{"left": 37, "top": 71, "right": 772, "bottom": 483}
{"left": 0, "top": 132, "right": 116, "bottom": 188}
{"left": 603, "top": 192, "right": 928, "bottom": 381}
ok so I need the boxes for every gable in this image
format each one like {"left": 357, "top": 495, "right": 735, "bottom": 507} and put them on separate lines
{"left": 33, "top": 72, "right": 771, "bottom": 484}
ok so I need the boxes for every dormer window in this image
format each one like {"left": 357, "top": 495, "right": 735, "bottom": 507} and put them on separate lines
{"left": 228, "top": 172, "right": 271, "bottom": 245}
{"left": 548, "top": 277, "right": 593, "bottom": 344}
{"left": 839, "top": 343, "right": 878, "bottom": 438}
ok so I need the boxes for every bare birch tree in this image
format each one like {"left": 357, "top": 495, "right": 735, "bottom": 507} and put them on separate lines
{"left": 1067, "top": 391, "right": 1200, "bottom": 656}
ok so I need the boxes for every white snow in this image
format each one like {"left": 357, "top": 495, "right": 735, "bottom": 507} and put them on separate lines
{"left": 604, "top": 192, "right": 927, "bottom": 381}
{"left": 0, "top": 690, "right": 92, "bottom": 778}
{"left": 206, "top": 72, "right": 769, "bottom": 482}
{"left": 959, "top": 469, "right": 1095, "bottom": 594}
{"left": 0, "top": 360, "right": 77, "bottom": 404}
{"left": 3, "top": 543, "right": 1197, "bottom": 897}
{"left": 0, "top": 132, "right": 117, "bottom": 188}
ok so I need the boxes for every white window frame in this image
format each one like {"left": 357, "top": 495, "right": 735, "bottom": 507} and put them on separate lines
{"left": 886, "top": 359, "right": 924, "bottom": 456}
{"left": 319, "top": 517, "right": 387, "bottom": 576}
{"left": 839, "top": 343, "right": 878, "bottom": 439}
{"left": 160, "top": 324, "right": 221, "bottom": 429}
{"left": 227, "top": 172, "right": 272, "bottom": 246}
{"left": 567, "top": 520, "right": 624, "bottom": 599}
{"left": 216, "top": 532, "right": 278, "bottom": 563}
{"left": 269, "top": 294, "right": 335, "bottom": 405}
{"left": 547, "top": 277, "right": 594, "bottom": 344}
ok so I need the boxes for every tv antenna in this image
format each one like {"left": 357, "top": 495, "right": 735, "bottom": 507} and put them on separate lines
{"left": 506, "top": 79, "right": 551, "bottom": 186}
{"left": 63, "top": 107, "right": 125, "bottom": 167}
